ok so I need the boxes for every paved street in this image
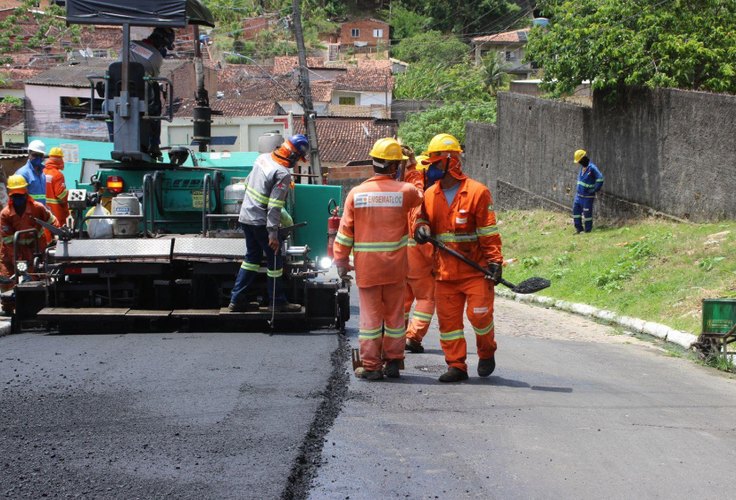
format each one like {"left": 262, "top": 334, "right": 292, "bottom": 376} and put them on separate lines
{"left": 3, "top": 295, "right": 736, "bottom": 499}
{"left": 0, "top": 329, "right": 339, "bottom": 499}
{"left": 311, "top": 297, "right": 736, "bottom": 499}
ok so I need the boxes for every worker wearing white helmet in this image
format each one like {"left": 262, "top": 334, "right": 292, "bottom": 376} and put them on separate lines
{"left": 15, "top": 140, "right": 47, "bottom": 206}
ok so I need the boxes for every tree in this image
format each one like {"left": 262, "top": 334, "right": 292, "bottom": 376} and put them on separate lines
{"left": 0, "top": 1, "right": 80, "bottom": 65}
{"left": 394, "top": 61, "right": 493, "bottom": 102}
{"left": 398, "top": 0, "right": 522, "bottom": 36}
{"left": 526, "top": 0, "right": 736, "bottom": 95}
{"left": 481, "top": 55, "right": 507, "bottom": 95}
{"left": 382, "top": 2, "right": 431, "bottom": 40}
{"left": 391, "top": 31, "right": 469, "bottom": 65}
{"left": 397, "top": 101, "right": 497, "bottom": 153}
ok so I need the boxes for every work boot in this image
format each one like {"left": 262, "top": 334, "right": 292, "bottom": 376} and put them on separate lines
{"left": 227, "top": 301, "right": 258, "bottom": 312}
{"left": 405, "top": 338, "right": 424, "bottom": 353}
{"left": 383, "top": 360, "right": 401, "bottom": 378}
{"left": 355, "top": 367, "right": 383, "bottom": 381}
{"left": 477, "top": 356, "right": 496, "bottom": 377}
{"left": 277, "top": 302, "right": 302, "bottom": 312}
{"left": 260, "top": 302, "right": 302, "bottom": 312}
{"left": 438, "top": 367, "right": 469, "bottom": 383}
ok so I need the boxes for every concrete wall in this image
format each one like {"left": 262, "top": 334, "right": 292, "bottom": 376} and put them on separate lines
{"left": 465, "top": 88, "right": 736, "bottom": 222}
{"left": 391, "top": 100, "right": 443, "bottom": 123}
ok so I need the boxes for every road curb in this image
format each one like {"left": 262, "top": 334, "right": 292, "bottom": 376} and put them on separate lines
{"left": 498, "top": 289, "right": 699, "bottom": 349}
{"left": 0, "top": 321, "right": 11, "bottom": 337}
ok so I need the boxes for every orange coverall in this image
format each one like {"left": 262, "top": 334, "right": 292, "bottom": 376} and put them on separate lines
{"left": 415, "top": 177, "right": 502, "bottom": 373}
{"left": 333, "top": 172, "right": 423, "bottom": 371}
{"left": 404, "top": 199, "right": 435, "bottom": 344}
{"left": 44, "top": 156, "right": 69, "bottom": 241}
{"left": 44, "top": 156, "right": 69, "bottom": 224}
{"left": 0, "top": 195, "right": 58, "bottom": 282}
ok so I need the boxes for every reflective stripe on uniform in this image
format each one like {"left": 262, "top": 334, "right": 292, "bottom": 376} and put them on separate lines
{"left": 266, "top": 268, "right": 283, "bottom": 278}
{"left": 476, "top": 225, "right": 498, "bottom": 237}
{"left": 384, "top": 325, "right": 405, "bottom": 338}
{"left": 358, "top": 326, "right": 382, "bottom": 340}
{"left": 240, "top": 261, "right": 260, "bottom": 271}
{"left": 267, "top": 197, "right": 285, "bottom": 209}
{"left": 30, "top": 194, "right": 45, "bottom": 201}
{"left": 2, "top": 236, "right": 13, "bottom": 244}
{"left": 335, "top": 231, "right": 353, "bottom": 247}
{"left": 437, "top": 232, "right": 477, "bottom": 243}
{"left": 412, "top": 310, "right": 433, "bottom": 322}
{"left": 473, "top": 321, "right": 493, "bottom": 336}
{"left": 577, "top": 180, "right": 596, "bottom": 189}
{"left": 440, "top": 329, "right": 465, "bottom": 342}
{"left": 246, "top": 185, "right": 270, "bottom": 206}
{"left": 353, "top": 235, "right": 408, "bottom": 253}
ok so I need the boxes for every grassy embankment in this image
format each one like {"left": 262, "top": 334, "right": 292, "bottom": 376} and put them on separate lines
{"left": 498, "top": 210, "right": 736, "bottom": 335}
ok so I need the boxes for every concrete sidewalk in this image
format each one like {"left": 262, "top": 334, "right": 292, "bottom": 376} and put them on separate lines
{"left": 496, "top": 288, "right": 699, "bottom": 349}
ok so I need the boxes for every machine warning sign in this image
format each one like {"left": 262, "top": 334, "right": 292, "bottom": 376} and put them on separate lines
{"left": 192, "top": 190, "right": 204, "bottom": 208}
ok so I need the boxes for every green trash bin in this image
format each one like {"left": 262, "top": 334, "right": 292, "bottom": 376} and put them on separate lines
{"left": 702, "top": 299, "right": 736, "bottom": 335}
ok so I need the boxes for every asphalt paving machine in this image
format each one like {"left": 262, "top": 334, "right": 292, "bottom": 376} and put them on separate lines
{"left": 7, "top": 0, "right": 349, "bottom": 333}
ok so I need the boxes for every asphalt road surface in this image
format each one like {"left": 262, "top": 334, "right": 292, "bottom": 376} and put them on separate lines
{"left": 311, "top": 297, "right": 736, "bottom": 499}
{"left": 0, "top": 328, "right": 342, "bottom": 499}
{"left": 3, "top": 294, "right": 736, "bottom": 499}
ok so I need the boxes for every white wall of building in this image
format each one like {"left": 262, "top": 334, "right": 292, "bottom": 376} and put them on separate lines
{"left": 162, "top": 114, "right": 294, "bottom": 152}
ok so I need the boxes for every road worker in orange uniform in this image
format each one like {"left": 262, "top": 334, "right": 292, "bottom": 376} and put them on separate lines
{"left": 404, "top": 154, "right": 436, "bottom": 354}
{"left": 414, "top": 133, "right": 503, "bottom": 383}
{"left": 0, "top": 175, "right": 59, "bottom": 293}
{"left": 333, "top": 137, "right": 423, "bottom": 380}
{"left": 43, "top": 147, "right": 69, "bottom": 241}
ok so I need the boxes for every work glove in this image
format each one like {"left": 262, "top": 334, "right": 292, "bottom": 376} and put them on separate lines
{"left": 486, "top": 262, "right": 502, "bottom": 283}
{"left": 414, "top": 225, "right": 431, "bottom": 244}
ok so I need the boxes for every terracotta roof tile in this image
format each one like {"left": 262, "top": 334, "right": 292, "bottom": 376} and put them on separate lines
{"left": 175, "top": 97, "right": 281, "bottom": 118}
{"left": 272, "top": 56, "right": 348, "bottom": 76}
{"left": 472, "top": 28, "right": 530, "bottom": 44}
{"left": 25, "top": 59, "right": 188, "bottom": 87}
{"left": 293, "top": 117, "right": 398, "bottom": 164}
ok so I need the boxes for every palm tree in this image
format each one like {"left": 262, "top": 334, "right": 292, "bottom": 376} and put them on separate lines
{"left": 482, "top": 55, "right": 507, "bottom": 95}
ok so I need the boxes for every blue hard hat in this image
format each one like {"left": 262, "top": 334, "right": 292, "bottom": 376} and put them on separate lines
{"left": 289, "top": 134, "right": 310, "bottom": 158}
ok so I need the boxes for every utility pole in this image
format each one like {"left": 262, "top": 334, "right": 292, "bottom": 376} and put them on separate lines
{"left": 291, "top": 0, "right": 323, "bottom": 184}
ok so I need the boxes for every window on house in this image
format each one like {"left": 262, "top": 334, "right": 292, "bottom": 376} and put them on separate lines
{"left": 92, "top": 49, "right": 109, "bottom": 58}
{"left": 338, "top": 96, "right": 356, "bottom": 105}
{"left": 373, "top": 29, "right": 383, "bottom": 38}
{"left": 351, "top": 28, "right": 360, "bottom": 37}
{"left": 505, "top": 51, "right": 516, "bottom": 62}
{"left": 60, "top": 96, "right": 103, "bottom": 119}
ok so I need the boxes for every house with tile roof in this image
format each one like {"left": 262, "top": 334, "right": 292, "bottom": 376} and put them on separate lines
{"left": 293, "top": 116, "right": 397, "bottom": 168}
{"left": 471, "top": 28, "right": 536, "bottom": 78}
{"left": 164, "top": 96, "right": 292, "bottom": 152}
{"left": 23, "top": 58, "right": 216, "bottom": 140}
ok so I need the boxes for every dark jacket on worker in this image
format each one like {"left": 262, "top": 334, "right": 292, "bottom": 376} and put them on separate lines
{"left": 575, "top": 162, "right": 604, "bottom": 199}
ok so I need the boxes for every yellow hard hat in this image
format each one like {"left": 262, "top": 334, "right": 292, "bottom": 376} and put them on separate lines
{"left": 7, "top": 174, "right": 28, "bottom": 194}
{"left": 415, "top": 155, "right": 429, "bottom": 172}
{"left": 49, "top": 147, "right": 64, "bottom": 158}
{"left": 426, "top": 133, "right": 463, "bottom": 154}
{"left": 574, "top": 149, "right": 587, "bottom": 163}
{"left": 369, "top": 137, "right": 408, "bottom": 161}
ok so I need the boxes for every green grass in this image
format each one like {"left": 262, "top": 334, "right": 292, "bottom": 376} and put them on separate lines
{"left": 497, "top": 210, "right": 736, "bottom": 334}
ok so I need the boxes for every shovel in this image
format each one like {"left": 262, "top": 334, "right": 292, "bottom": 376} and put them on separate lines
{"left": 426, "top": 235, "right": 550, "bottom": 294}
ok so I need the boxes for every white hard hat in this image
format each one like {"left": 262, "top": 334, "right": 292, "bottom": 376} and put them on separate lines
{"left": 28, "top": 139, "right": 46, "bottom": 155}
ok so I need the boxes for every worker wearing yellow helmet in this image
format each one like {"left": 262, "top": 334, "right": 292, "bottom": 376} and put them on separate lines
{"left": 333, "top": 137, "right": 423, "bottom": 381}
{"left": 44, "top": 147, "right": 70, "bottom": 239}
{"left": 572, "top": 149, "right": 604, "bottom": 233}
{"left": 413, "top": 133, "right": 503, "bottom": 383}
{"left": 0, "top": 175, "right": 60, "bottom": 304}
{"left": 403, "top": 152, "right": 436, "bottom": 354}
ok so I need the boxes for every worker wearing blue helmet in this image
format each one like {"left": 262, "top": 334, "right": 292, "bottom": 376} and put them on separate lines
{"left": 229, "top": 134, "right": 310, "bottom": 312}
